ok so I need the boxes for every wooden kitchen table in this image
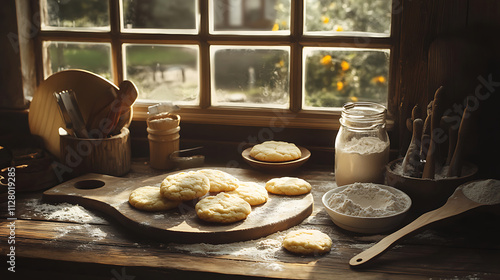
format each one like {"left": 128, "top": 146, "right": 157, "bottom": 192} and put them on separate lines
{"left": 1, "top": 162, "right": 500, "bottom": 280}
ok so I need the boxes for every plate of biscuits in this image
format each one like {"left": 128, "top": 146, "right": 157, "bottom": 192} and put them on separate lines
{"left": 242, "top": 141, "right": 311, "bottom": 172}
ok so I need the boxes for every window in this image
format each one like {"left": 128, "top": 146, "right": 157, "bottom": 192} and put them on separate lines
{"left": 33, "top": 0, "right": 397, "bottom": 129}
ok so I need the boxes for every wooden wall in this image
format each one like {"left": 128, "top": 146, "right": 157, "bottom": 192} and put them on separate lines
{"left": 397, "top": 0, "right": 500, "bottom": 178}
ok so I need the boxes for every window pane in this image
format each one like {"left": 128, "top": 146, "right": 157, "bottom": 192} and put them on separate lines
{"left": 124, "top": 44, "right": 199, "bottom": 104}
{"left": 40, "top": 0, "right": 109, "bottom": 31}
{"left": 303, "top": 47, "right": 389, "bottom": 109}
{"left": 122, "top": 0, "right": 198, "bottom": 34}
{"left": 304, "top": 0, "right": 391, "bottom": 35}
{"left": 210, "top": 0, "right": 290, "bottom": 35}
{"left": 43, "top": 41, "right": 112, "bottom": 80}
{"left": 211, "top": 46, "right": 289, "bottom": 108}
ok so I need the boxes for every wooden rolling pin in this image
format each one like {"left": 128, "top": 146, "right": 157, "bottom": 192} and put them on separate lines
{"left": 423, "top": 86, "right": 445, "bottom": 179}
{"left": 448, "top": 97, "right": 474, "bottom": 177}
{"left": 402, "top": 118, "right": 424, "bottom": 177}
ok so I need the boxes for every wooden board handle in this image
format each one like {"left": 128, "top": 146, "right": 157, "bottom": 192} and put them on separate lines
{"left": 349, "top": 190, "right": 481, "bottom": 267}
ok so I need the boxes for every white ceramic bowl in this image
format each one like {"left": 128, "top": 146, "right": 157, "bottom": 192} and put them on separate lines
{"left": 322, "top": 184, "right": 412, "bottom": 234}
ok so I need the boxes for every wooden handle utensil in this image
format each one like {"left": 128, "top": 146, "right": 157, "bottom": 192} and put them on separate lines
{"left": 448, "top": 96, "right": 474, "bottom": 177}
{"left": 423, "top": 86, "right": 445, "bottom": 179}
{"left": 402, "top": 118, "right": 423, "bottom": 177}
{"left": 350, "top": 179, "right": 499, "bottom": 267}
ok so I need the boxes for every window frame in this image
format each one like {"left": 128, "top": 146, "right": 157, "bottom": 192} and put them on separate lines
{"left": 31, "top": 0, "right": 400, "bottom": 130}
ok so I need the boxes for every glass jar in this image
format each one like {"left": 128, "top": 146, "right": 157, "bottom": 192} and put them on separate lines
{"left": 334, "top": 102, "right": 390, "bottom": 186}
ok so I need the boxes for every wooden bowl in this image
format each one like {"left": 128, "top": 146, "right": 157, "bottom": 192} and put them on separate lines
{"left": 241, "top": 146, "right": 310, "bottom": 173}
{"left": 385, "top": 158, "right": 478, "bottom": 213}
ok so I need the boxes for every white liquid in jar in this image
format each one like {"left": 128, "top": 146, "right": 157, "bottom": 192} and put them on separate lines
{"left": 335, "top": 137, "right": 389, "bottom": 186}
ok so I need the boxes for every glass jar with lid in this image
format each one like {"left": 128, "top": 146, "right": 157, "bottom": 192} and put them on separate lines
{"left": 334, "top": 102, "right": 390, "bottom": 186}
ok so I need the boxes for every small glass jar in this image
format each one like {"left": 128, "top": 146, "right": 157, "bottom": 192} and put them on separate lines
{"left": 334, "top": 102, "right": 390, "bottom": 186}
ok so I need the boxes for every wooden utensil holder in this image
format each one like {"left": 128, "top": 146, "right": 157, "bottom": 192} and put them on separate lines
{"left": 60, "top": 127, "right": 131, "bottom": 176}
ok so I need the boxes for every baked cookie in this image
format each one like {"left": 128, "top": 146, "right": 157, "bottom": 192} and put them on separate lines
{"left": 282, "top": 229, "right": 332, "bottom": 255}
{"left": 265, "top": 177, "right": 312, "bottom": 195}
{"left": 195, "top": 193, "right": 251, "bottom": 223}
{"left": 196, "top": 169, "right": 239, "bottom": 192}
{"left": 160, "top": 171, "right": 210, "bottom": 201}
{"left": 228, "top": 181, "right": 268, "bottom": 206}
{"left": 128, "top": 186, "right": 181, "bottom": 211}
{"left": 249, "top": 141, "right": 301, "bottom": 162}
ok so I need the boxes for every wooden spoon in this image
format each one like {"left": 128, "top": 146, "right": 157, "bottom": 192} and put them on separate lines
{"left": 402, "top": 118, "right": 423, "bottom": 177}
{"left": 423, "top": 86, "right": 445, "bottom": 179}
{"left": 349, "top": 179, "right": 500, "bottom": 267}
{"left": 448, "top": 96, "right": 475, "bottom": 177}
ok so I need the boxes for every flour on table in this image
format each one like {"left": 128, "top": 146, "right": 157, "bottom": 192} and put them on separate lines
{"left": 24, "top": 199, "right": 106, "bottom": 224}
{"left": 170, "top": 225, "right": 335, "bottom": 261}
{"left": 53, "top": 223, "right": 108, "bottom": 250}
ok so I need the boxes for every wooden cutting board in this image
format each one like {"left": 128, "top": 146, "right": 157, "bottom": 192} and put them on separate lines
{"left": 42, "top": 167, "right": 314, "bottom": 244}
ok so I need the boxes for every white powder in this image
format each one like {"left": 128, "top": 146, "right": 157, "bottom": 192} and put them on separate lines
{"left": 335, "top": 137, "right": 389, "bottom": 186}
{"left": 327, "top": 183, "right": 409, "bottom": 217}
{"left": 392, "top": 162, "right": 473, "bottom": 180}
{"left": 170, "top": 225, "right": 335, "bottom": 261}
{"left": 462, "top": 179, "right": 500, "bottom": 205}
{"left": 24, "top": 199, "right": 107, "bottom": 224}
{"left": 55, "top": 224, "right": 107, "bottom": 241}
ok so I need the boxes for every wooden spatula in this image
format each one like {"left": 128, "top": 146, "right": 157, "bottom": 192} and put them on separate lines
{"left": 349, "top": 179, "right": 500, "bottom": 267}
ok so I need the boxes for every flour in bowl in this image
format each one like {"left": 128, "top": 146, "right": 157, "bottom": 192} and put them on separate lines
{"left": 327, "top": 183, "right": 409, "bottom": 217}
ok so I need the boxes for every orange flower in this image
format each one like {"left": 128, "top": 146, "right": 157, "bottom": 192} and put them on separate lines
{"left": 341, "top": 60, "right": 350, "bottom": 71}
{"left": 350, "top": 96, "right": 359, "bottom": 102}
{"left": 337, "top": 81, "right": 344, "bottom": 91}
{"left": 272, "top": 23, "right": 280, "bottom": 31}
{"left": 372, "top": 76, "right": 386, "bottom": 84}
{"left": 321, "top": 16, "right": 330, "bottom": 24}
{"left": 320, "top": 55, "right": 332, "bottom": 65}
{"left": 334, "top": 25, "right": 343, "bottom": 32}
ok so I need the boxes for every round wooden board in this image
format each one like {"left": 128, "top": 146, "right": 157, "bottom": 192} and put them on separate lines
{"left": 43, "top": 167, "right": 314, "bottom": 244}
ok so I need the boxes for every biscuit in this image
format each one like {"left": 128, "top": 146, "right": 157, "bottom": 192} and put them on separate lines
{"left": 195, "top": 193, "right": 251, "bottom": 223}
{"left": 196, "top": 169, "right": 239, "bottom": 192}
{"left": 128, "top": 186, "right": 181, "bottom": 211}
{"left": 160, "top": 171, "right": 210, "bottom": 201}
{"left": 228, "top": 181, "right": 268, "bottom": 206}
{"left": 249, "top": 141, "right": 301, "bottom": 162}
{"left": 282, "top": 229, "right": 332, "bottom": 255}
{"left": 265, "top": 177, "right": 312, "bottom": 195}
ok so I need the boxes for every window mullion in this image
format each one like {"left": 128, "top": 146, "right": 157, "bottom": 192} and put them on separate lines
{"left": 199, "top": 0, "right": 211, "bottom": 109}
{"left": 289, "top": 0, "right": 304, "bottom": 113}
{"left": 109, "top": 0, "right": 123, "bottom": 85}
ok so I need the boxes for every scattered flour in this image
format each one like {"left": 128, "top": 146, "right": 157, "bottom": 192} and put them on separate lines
{"left": 170, "top": 225, "right": 334, "bottom": 261}
{"left": 462, "top": 179, "right": 500, "bottom": 205}
{"left": 24, "top": 199, "right": 107, "bottom": 224}
{"left": 335, "top": 137, "right": 389, "bottom": 186}
{"left": 53, "top": 224, "right": 108, "bottom": 250}
{"left": 55, "top": 224, "right": 107, "bottom": 241}
{"left": 326, "top": 183, "right": 409, "bottom": 217}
